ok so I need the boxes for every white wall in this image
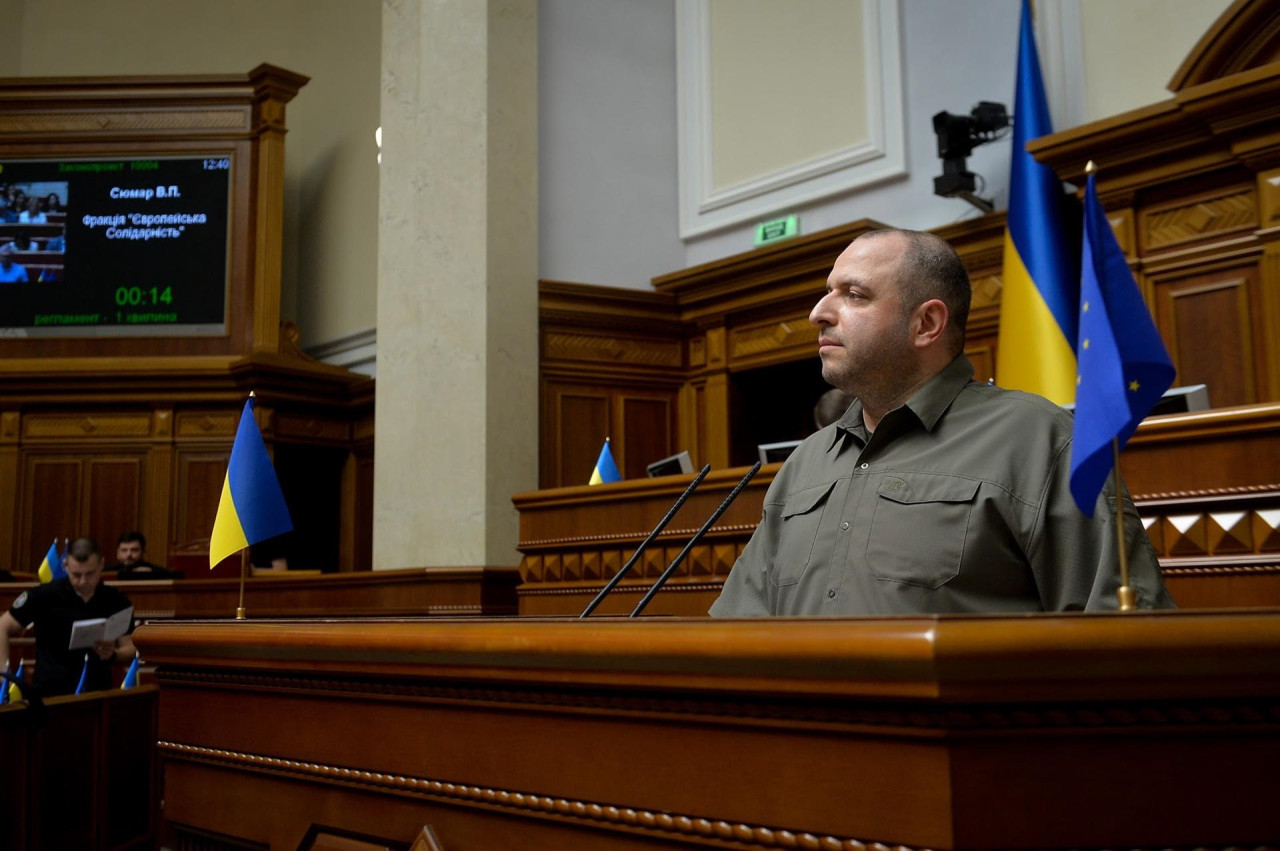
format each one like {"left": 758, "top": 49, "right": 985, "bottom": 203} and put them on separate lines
{"left": 539, "top": 0, "right": 684, "bottom": 289}
{"left": 537, "top": 0, "right": 1231, "bottom": 289}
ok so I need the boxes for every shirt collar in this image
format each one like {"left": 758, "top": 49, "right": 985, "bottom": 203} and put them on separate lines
{"left": 827, "top": 353, "right": 975, "bottom": 449}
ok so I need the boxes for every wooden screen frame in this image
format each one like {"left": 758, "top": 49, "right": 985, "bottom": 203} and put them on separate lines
{"left": 0, "top": 64, "right": 307, "bottom": 359}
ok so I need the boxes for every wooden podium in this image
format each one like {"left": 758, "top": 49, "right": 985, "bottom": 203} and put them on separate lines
{"left": 137, "top": 612, "right": 1280, "bottom": 850}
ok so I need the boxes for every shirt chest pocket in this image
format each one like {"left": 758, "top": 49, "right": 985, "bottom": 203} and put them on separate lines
{"left": 772, "top": 480, "right": 838, "bottom": 587}
{"left": 866, "top": 473, "right": 980, "bottom": 589}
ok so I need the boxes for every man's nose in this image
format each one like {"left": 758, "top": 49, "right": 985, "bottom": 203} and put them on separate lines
{"left": 810, "top": 291, "right": 834, "bottom": 327}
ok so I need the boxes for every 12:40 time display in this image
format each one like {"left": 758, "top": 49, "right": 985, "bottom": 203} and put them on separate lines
{"left": 114, "top": 286, "right": 173, "bottom": 306}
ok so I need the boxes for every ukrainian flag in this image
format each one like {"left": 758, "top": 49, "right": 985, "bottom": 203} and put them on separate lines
{"left": 996, "top": 0, "right": 1078, "bottom": 404}
{"left": 4, "top": 661, "right": 24, "bottom": 703}
{"left": 588, "top": 439, "right": 621, "bottom": 486}
{"left": 75, "top": 653, "right": 89, "bottom": 695}
{"left": 121, "top": 654, "right": 141, "bottom": 690}
{"left": 208, "top": 398, "right": 293, "bottom": 568}
{"left": 36, "top": 539, "right": 63, "bottom": 584}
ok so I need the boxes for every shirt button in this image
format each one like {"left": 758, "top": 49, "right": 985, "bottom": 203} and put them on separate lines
{"left": 860, "top": 462, "right": 869, "bottom": 469}
{"left": 840, "top": 521, "right": 850, "bottom": 531}
{"left": 828, "top": 589, "right": 837, "bottom": 598}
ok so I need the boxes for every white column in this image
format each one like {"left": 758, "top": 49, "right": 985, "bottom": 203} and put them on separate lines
{"left": 376, "top": 0, "right": 538, "bottom": 568}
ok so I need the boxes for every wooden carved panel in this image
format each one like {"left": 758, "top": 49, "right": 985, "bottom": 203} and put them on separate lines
{"left": 173, "top": 452, "right": 228, "bottom": 550}
{"left": 23, "top": 412, "right": 152, "bottom": 441}
{"left": 85, "top": 456, "right": 144, "bottom": 557}
{"left": 1140, "top": 185, "right": 1257, "bottom": 253}
{"left": 542, "top": 331, "right": 681, "bottom": 369}
{"left": 1259, "top": 168, "right": 1280, "bottom": 229}
{"left": 0, "top": 108, "right": 250, "bottom": 135}
{"left": 619, "top": 395, "right": 676, "bottom": 479}
{"left": 728, "top": 313, "right": 817, "bottom": 369}
{"left": 274, "top": 413, "right": 350, "bottom": 444}
{"left": 175, "top": 411, "right": 239, "bottom": 441}
{"left": 1152, "top": 267, "right": 1259, "bottom": 407}
{"left": 544, "top": 386, "right": 608, "bottom": 488}
{"left": 20, "top": 455, "right": 81, "bottom": 568}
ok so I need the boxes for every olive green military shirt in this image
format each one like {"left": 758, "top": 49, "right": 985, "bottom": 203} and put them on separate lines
{"left": 710, "top": 355, "right": 1175, "bottom": 616}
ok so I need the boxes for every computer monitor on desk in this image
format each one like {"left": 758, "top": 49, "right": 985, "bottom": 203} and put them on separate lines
{"left": 646, "top": 450, "right": 694, "bottom": 477}
{"left": 758, "top": 440, "right": 803, "bottom": 465}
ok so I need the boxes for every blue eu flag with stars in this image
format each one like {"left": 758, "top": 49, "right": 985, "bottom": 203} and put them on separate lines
{"left": 1069, "top": 172, "right": 1175, "bottom": 516}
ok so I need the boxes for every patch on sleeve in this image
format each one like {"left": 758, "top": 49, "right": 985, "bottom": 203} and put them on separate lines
{"left": 12, "top": 591, "right": 27, "bottom": 609}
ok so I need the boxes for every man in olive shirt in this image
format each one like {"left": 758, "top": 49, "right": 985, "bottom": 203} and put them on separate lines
{"left": 710, "top": 229, "right": 1173, "bottom": 616}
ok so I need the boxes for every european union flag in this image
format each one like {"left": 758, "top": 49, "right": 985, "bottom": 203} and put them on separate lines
{"left": 588, "top": 439, "right": 621, "bottom": 486}
{"left": 1069, "top": 172, "right": 1175, "bottom": 516}
{"left": 208, "top": 398, "right": 293, "bottom": 568}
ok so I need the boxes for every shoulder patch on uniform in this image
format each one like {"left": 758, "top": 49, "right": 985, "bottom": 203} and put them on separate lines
{"left": 13, "top": 591, "right": 27, "bottom": 609}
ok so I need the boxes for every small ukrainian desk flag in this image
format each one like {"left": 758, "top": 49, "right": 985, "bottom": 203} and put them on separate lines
{"left": 121, "top": 653, "right": 140, "bottom": 690}
{"left": 209, "top": 398, "right": 294, "bottom": 568}
{"left": 1069, "top": 169, "right": 1175, "bottom": 516}
{"left": 4, "top": 661, "right": 24, "bottom": 704}
{"left": 588, "top": 439, "right": 621, "bottom": 486}
{"left": 37, "top": 539, "right": 64, "bottom": 584}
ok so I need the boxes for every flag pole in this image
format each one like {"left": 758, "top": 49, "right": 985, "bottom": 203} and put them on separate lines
{"left": 235, "top": 389, "right": 256, "bottom": 620}
{"left": 237, "top": 548, "right": 248, "bottom": 620}
{"left": 1111, "top": 437, "right": 1135, "bottom": 612}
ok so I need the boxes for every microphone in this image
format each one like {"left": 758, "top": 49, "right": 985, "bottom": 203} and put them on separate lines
{"left": 630, "top": 461, "right": 761, "bottom": 617}
{"left": 579, "top": 464, "right": 711, "bottom": 618}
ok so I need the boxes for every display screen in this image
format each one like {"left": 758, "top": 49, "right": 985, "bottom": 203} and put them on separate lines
{"left": 0, "top": 156, "right": 231, "bottom": 337}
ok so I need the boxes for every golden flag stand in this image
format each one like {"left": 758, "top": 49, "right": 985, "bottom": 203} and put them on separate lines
{"left": 1111, "top": 438, "right": 1136, "bottom": 612}
{"left": 237, "top": 549, "right": 249, "bottom": 620}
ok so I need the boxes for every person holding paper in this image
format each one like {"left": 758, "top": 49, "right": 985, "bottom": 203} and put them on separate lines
{"left": 0, "top": 537, "right": 136, "bottom": 696}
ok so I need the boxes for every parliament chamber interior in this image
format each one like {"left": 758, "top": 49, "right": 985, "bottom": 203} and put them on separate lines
{"left": 3, "top": 1, "right": 1280, "bottom": 849}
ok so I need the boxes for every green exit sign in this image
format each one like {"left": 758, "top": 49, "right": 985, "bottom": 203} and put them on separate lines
{"left": 754, "top": 214, "right": 800, "bottom": 247}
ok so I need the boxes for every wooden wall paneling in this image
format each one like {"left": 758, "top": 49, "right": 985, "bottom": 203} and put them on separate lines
{"left": 617, "top": 393, "right": 676, "bottom": 480}
{"left": 544, "top": 383, "right": 610, "bottom": 488}
{"left": 1258, "top": 239, "right": 1280, "bottom": 401}
{"left": 172, "top": 450, "right": 229, "bottom": 555}
{"left": 145, "top": 409, "right": 176, "bottom": 566}
{"left": 0, "top": 412, "right": 17, "bottom": 573}
{"left": 84, "top": 455, "right": 144, "bottom": 560}
{"left": 21, "top": 454, "right": 82, "bottom": 571}
{"left": 1151, "top": 264, "right": 1259, "bottom": 407}
{"left": 1138, "top": 182, "right": 1258, "bottom": 255}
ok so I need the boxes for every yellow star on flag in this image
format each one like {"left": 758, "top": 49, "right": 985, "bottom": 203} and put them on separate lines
{"left": 1129, "top": 379, "right": 1140, "bottom": 392}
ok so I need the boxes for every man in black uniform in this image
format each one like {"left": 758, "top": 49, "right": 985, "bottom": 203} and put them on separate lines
{"left": 0, "top": 537, "right": 136, "bottom": 696}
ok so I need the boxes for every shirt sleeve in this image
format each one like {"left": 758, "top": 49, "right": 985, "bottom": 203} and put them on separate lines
{"left": 8, "top": 587, "right": 41, "bottom": 628}
{"left": 1027, "top": 441, "right": 1175, "bottom": 611}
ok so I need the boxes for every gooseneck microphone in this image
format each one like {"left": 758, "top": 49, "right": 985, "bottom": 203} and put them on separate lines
{"left": 630, "top": 461, "right": 761, "bottom": 618}
{"left": 578, "top": 464, "right": 712, "bottom": 618}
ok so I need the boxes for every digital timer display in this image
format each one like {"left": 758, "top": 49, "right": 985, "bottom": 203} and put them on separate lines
{"left": 0, "top": 156, "right": 231, "bottom": 337}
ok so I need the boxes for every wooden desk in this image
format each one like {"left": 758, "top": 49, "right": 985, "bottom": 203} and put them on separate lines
{"left": 0, "top": 685, "right": 159, "bottom": 850}
{"left": 138, "top": 612, "right": 1280, "bottom": 850}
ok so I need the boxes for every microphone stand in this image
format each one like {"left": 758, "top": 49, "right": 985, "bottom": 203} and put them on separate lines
{"left": 579, "top": 464, "right": 710, "bottom": 618}
{"left": 630, "top": 462, "right": 761, "bottom": 618}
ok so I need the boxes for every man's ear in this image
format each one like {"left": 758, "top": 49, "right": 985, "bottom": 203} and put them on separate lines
{"left": 912, "top": 298, "right": 949, "bottom": 348}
